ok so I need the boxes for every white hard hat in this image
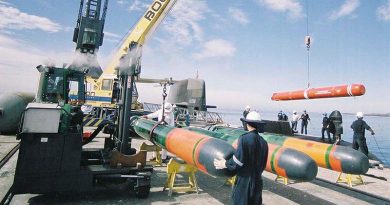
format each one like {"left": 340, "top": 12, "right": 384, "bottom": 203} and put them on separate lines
{"left": 240, "top": 111, "right": 265, "bottom": 125}
{"left": 245, "top": 105, "right": 250, "bottom": 110}
{"left": 356, "top": 112, "right": 364, "bottom": 118}
{"left": 247, "top": 111, "right": 261, "bottom": 121}
{"left": 293, "top": 110, "right": 297, "bottom": 114}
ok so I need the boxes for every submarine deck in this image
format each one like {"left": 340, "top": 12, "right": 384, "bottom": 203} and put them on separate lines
{"left": 0, "top": 129, "right": 389, "bottom": 205}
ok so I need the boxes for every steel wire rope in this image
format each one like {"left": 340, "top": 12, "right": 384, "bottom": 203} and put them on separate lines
{"left": 149, "top": 83, "right": 168, "bottom": 143}
{"left": 371, "top": 133, "right": 389, "bottom": 165}
{"left": 305, "top": 0, "right": 311, "bottom": 88}
{"left": 352, "top": 95, "right": 388, "bottom": 165}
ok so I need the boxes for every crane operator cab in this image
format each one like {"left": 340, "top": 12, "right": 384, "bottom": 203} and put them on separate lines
{"left": 36, "top": 65, "right": 85, "bottom": 105}
{"left": 19, "top": 65, "right": 85, "bottom": 135}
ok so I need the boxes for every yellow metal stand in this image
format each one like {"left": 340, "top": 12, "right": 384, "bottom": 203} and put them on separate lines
{"left": 336, "top": 173, "right": 364, "bottom": 187}
{"left": 225, "top": 176, "right": 236, "bottom": 186}
{"left": 275, "top": 175, "right": 289, "bottom": 185}
{"left": 163, "top": 158, "right": 199, "bottom": 197}
{"left": 140, "top": 142, "right": 162, "bottom": 166}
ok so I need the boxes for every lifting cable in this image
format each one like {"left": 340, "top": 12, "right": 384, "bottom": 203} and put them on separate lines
{"left": 367, "top": 132, "right": 389, "bottom": 165}
{"left": 149, "top": 83, "right": 168, "bottom": 142}
{"left": 160, "top": 83, "right": 168, "bottom": 124}
{"left": 371, "top": 135, "right": 389, "bottom": 165}
{"left": 305, "top": 0, "right": 311, "bottom": 88}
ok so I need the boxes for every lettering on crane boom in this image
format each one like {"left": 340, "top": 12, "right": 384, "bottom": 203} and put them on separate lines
{"left": 144, "top": 0, "right": 166, "bottom": 21}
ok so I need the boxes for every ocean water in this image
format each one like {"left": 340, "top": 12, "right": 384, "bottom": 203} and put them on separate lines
{"left": 215, "top": 109, "right": 390, "bottom": 166}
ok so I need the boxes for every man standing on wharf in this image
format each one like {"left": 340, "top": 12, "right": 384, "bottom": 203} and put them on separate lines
{"left": 351, "top": 112, "right": 375, "bottom": 156}
{"left": 300, "top": 110, "right": 310, "bottom": 134}
{"left": 214, "top": 111, "right": 269, "bottom": 205}
{"left": 291, "top": 110, "right": 299, "bottom": 133}
{"left": 321, "top": 113, "right": 331, "bottom": 143}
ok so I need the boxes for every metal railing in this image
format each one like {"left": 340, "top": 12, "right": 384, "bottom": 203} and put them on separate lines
{"left": 175, "top": 107, "right": 223, "bottom": 125}
{"left": 142, "top": 102, "right": 161, "bottom": 113}
{"left": 141, "top": 103, "right": 224, "bottom": 125}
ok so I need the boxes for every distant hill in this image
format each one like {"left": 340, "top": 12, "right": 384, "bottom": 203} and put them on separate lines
{"left": 343, "top": 112, "right": 390, "bottom": 117}
{"left": 366, "top": 113, "right": 390, "bottom": 117}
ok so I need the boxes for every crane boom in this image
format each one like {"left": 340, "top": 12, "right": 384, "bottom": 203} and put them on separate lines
{"left": 101, "top": 0, "right": 176, "bottom": 78}
{"left": 82, "top": 0, "right": 177, "bottom": 110}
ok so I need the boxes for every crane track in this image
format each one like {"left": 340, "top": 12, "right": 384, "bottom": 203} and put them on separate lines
{"left": 0, "top": 143, "right": 19, "bottom": 205}
{"left": 312, "top": 177, "right": 390, "bottom": 204}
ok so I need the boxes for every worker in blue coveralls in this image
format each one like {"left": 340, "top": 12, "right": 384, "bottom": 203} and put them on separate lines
{"left": 351, "top": 112, "right": 375, "bottom": 156}
{"left": 214, "top": 111, "right": 269, "bottom": 205}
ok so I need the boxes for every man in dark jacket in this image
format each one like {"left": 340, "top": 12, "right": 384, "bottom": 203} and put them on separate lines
{"left": 351, "top": 112, "right": 375, "bottom": 156}
{"left": 282, "top": 112, "right": 288, "bottom": 121}
{"left": 321, "top": 113, "right": 331, "bottom": 143}
{"left": 300, "top": 110, "right": 310, "bottom": 134}
{"left": 277, "top": 110, "right": 283, "bottom": 121}
{"left": 214, "top": 111, "right": 268, "bottom": 205}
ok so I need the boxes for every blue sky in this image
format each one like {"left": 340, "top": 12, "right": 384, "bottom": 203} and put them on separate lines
{"left": 0, "top": 0, "right": 389, "bottom": 114}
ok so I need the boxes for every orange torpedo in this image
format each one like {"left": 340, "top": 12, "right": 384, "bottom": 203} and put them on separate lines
{"left": 271, "top": 84, "right": 365, "bottom": 101}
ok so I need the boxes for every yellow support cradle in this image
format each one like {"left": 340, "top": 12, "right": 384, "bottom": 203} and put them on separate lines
{"left": 336, "top": 173, "right": 364, "bottom": 187}
{"left": 225, "top": 176, "right": 236, "bottom": 186}
{"left": 140, "top": 142, "right": 163, "bottom": 166}
{"left": 275, "top": 175, "right": 290, "bottom": 185}
{"left": 163, "top": 158, "right": 199, "bottom": 197}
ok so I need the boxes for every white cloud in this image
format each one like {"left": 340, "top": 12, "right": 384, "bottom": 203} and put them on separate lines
{"left": 0, "top": 34, "right": 67, "bottom": 67}
{"left": 116, "top": 0, "right": 128, "bottom": 5}
{"left": 377, "top": 0, "right": 390, "bottom": 21}
{"left": 228, "top": 7, "right": 249, "bottom": 25}
{"left": 0, "top": 0, "right": 10, "bottom": 5}
{"left": 104, "top": 31, "right": 121, "bottom": 39}
{"left": 162, "top": 0, "right": 208, "bottom": 46}
{"left": 329, "top": 0, "right": 360, "bottom": 20}
{"left": 257, "top": 0, "right": 303, "bottom": 19}
{"left": 128, "top": 0, "right": 149, "bottom": 11}
{"left": 192, "top": 39, "right": 236, "bottom": 59}
{"left": 0, "top": 33, "right": 74, "bottom": 93}
{"left": 103, "top": 31, "right": 122, "bottom": 43}
{"left": 0, "top": 2, "right": 61, "bottom": 32}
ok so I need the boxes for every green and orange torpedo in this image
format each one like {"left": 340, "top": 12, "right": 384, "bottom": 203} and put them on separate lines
{"left": 130, "top": 116, "right": 235, "bottom": 178}
{"left": 185, "top": 127, "right": 318, "bottom": 181}
{"left": 130, "top": 116, "right": 317, "bottom": 181}
{"left": 211, "top": 126, "right": 369, "bottom": 175}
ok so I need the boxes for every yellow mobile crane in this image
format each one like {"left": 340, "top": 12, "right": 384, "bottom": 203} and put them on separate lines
{"left": 79, "top": 0, "right": 177, "bottom": 118}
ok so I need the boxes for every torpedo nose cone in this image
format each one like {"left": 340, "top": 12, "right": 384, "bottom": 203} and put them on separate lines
{"left": 335, "top": 146, "right": 370, "bottom": 174}
{"left": 277, "top": 148, "right": 318, "bottom": 181}
{"left": 0, "top": 92, "right": 35, "bottom": 134}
